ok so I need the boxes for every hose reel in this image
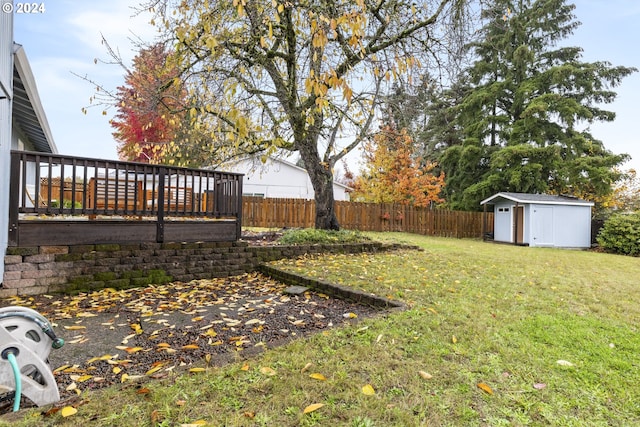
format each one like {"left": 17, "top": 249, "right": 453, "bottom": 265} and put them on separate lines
{"left": 0, "top": 306, "right": 64, "bottom": 411}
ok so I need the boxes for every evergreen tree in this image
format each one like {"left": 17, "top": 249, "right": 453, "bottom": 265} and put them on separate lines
{"left": 440, "top": 0, "right": 636, "bottom": 210}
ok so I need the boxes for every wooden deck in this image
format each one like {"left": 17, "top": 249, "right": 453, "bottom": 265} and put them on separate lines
{"left": 8, "top": 151, "right": 243, "bottom": 246}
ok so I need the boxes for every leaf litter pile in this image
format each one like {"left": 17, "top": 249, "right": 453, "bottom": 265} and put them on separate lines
{"left": 0, "top": 272, "right": 381, "bottom": 403}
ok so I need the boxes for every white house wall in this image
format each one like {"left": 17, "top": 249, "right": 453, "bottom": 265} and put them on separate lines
{"left": 229, "top": 158, "right": 350, "bottom": 201}
{"left": 0, "top": 9, "right": 13, "bottom": 284}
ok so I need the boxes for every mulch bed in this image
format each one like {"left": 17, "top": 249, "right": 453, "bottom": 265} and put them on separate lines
{"left": 0, "top": 232, "right": 384, "bottom": 412}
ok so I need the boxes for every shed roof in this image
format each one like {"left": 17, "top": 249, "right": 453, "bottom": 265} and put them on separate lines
{"left": 480, "top": 192, "right": 594, "bottom": 207}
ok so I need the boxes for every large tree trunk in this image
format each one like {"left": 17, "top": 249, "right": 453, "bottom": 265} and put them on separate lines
{"left": 298, "top": 144, "right": 340, "bottom": 230}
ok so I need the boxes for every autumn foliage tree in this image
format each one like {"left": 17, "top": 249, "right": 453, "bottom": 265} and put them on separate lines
{"left": 143, "top": 0, "right": 467, "bottom": 229}
{"left": 111, "top": 43, "right": 186, "bottom": 163}
{"left": 349, "top": 125, "right": 445, "bottom": 207}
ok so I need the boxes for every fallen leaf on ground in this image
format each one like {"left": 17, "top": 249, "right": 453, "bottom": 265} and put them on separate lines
{"left": 362, "top": 384, "right": 375, "bottom": 395}
{"left": 303, "top": 403, "right": 324, "bottom": 414}
{"left": 533, "top": 383, "right": 547, "bottom": 390}
{"left": 418, "top": 371, "right": 433, "bottom": 380}
{"left": 260, "top": 367, "right": 276, "bottom": 376}
{"left": 309, "top": 373, "right": 327, "bottom": 381}
{"left": 556, "top": 360, "right": 574, "bottom": 366}
{"left": 301, "top": 362, "right": 312, "bottom": 373}
{"left": 181, "top": 344, "right": 200, "bottom": 350}
{"left": 60, "top": 406, "right": 78, "bottom": 417}
{"left": 477, "top": 382, "right": 493, "bottom": 394}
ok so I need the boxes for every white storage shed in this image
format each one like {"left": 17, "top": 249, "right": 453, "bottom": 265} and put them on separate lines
{"left": 480, "top": 192, "right": 593, "bottom": 248}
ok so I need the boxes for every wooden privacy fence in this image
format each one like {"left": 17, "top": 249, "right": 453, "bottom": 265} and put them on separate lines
{"left": 242, "top": 197, "right": 493, "bottom": 238}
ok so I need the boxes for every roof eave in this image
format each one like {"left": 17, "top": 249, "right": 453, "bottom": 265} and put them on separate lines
{"left": 12, "top": 43, "right": 57, "bottom": 154}
{"left": 480, "top": 192, "right": 594, "bottom": 207}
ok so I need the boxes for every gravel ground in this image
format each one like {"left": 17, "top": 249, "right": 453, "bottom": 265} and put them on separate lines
{"left": 1, "top": 263, "right": 383, "bottom": 411}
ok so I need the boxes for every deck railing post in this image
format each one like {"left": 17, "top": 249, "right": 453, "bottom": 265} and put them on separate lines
{"left": 8, "top": 151, "right": 20, "bottom": 246}
{"left": 236, "top": 174, "right": 243, "bottom": 240}
{"left": 156, "top": 167, "right": 165, "bottom": 243}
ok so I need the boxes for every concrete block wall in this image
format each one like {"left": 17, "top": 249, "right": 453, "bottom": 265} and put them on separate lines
{"left": 1, "top": 241, "right": 407, "bottom": 297}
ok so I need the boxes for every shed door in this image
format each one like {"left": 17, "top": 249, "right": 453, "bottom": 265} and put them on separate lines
{"left": 531, "top": 206, "right": 553, "bottom": 246}
{"left": 513, "top": 205, "right": 524, "bottom": 244}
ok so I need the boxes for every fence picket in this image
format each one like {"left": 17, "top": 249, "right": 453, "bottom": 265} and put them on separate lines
{"left": 242, "top": 198, "right": 493, "bottom": 238}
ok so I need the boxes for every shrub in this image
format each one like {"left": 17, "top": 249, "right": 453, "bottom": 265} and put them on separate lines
{"left": 278, "top": 228, "right": 370, "bottom": 245}
{"left": 597, "top": 212, "right": 640, "bottom": 256}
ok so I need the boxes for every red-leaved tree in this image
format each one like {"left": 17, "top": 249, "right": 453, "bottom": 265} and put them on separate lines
{"left": 111, "top": 43, "right": 186, "bottom": 163}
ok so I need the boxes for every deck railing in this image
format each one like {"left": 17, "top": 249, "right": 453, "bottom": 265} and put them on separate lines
{"left": 8, "top": 150, "right": 243, "bottom": 245}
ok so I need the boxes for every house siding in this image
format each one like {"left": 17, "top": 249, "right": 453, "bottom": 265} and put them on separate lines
{"left": 227, "top": 158, "right": 350, "bottom": 201}
{"left": 0, "top": 9, "right": 14, "bottom": 285}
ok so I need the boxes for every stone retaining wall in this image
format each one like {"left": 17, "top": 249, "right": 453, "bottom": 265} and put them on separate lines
{"left": 1, "top": 241, "right": 409, "bottom": 297}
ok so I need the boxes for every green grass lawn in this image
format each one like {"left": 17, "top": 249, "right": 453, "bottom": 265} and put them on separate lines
{"left": 4, "top": 233, "right": 640, "bottom": 426}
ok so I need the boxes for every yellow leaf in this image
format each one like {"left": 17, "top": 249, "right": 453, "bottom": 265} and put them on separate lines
{"left": 452, "top": 335, "right": 458, "bottom": 344}
{"left": 121, "top": 373, "right": 129, "bottom": 383}
{"left": 60, "top": 406, "right": 78, "bottom": 417}
{"left": 361, "top": 384, "right": 375, "bottom": 395}
{"left": 309, "top": 373, "right": 327, "bottom": 381}
{"left": 146, "top": 366, "right": 163, "bottom": 376}
{"left": 418, "top": 371, "right": 433, "bottom": 380}
{"left": 64, "top": 325, "right": 86, "bottom": 331}
{"left": 189, "top": 367, "right": 206, "bottom": 373}
{"left": 66, "top": 382, "right": 77, "bottom": 392}
{"left": 53, "top": 364, "right": 71, "bottom": 373}
{"left": 241, "top": 363, "right": 250, "bottom": 371}
{"left": 76, "top": 375, "right": 93, "bottom": 383}
{"left": 181, "top": 344, "right": 200, "bottom": 350}
{"left": 260, "top": 366, "right": 276, "bottom": 376}
{"left": 477, "top": 382, "right": 494, "bottom": 395}
{"left": 113, "top": 366, "right": 122, "bottom": 374}
{"left": 303, "top": 403, "right": 324, "bottom": 414}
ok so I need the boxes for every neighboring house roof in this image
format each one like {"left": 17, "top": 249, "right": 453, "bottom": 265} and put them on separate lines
{"left": 480, "top": 192, "right": 594, "bottom": 207}
{"left": 12, "top": 43, "right": 57, "bottom": 153}
{"left": 229, "top": 156, "right": 352, "bottom": 191}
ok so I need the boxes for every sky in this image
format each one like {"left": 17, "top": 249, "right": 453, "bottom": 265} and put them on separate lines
{"left": 11, "top": 0, "right": 640, "bottom": 173}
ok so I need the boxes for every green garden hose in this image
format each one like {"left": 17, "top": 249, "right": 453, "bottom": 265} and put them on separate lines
{"left": 6, "top": 352, "right": 21, "bottom": 412}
